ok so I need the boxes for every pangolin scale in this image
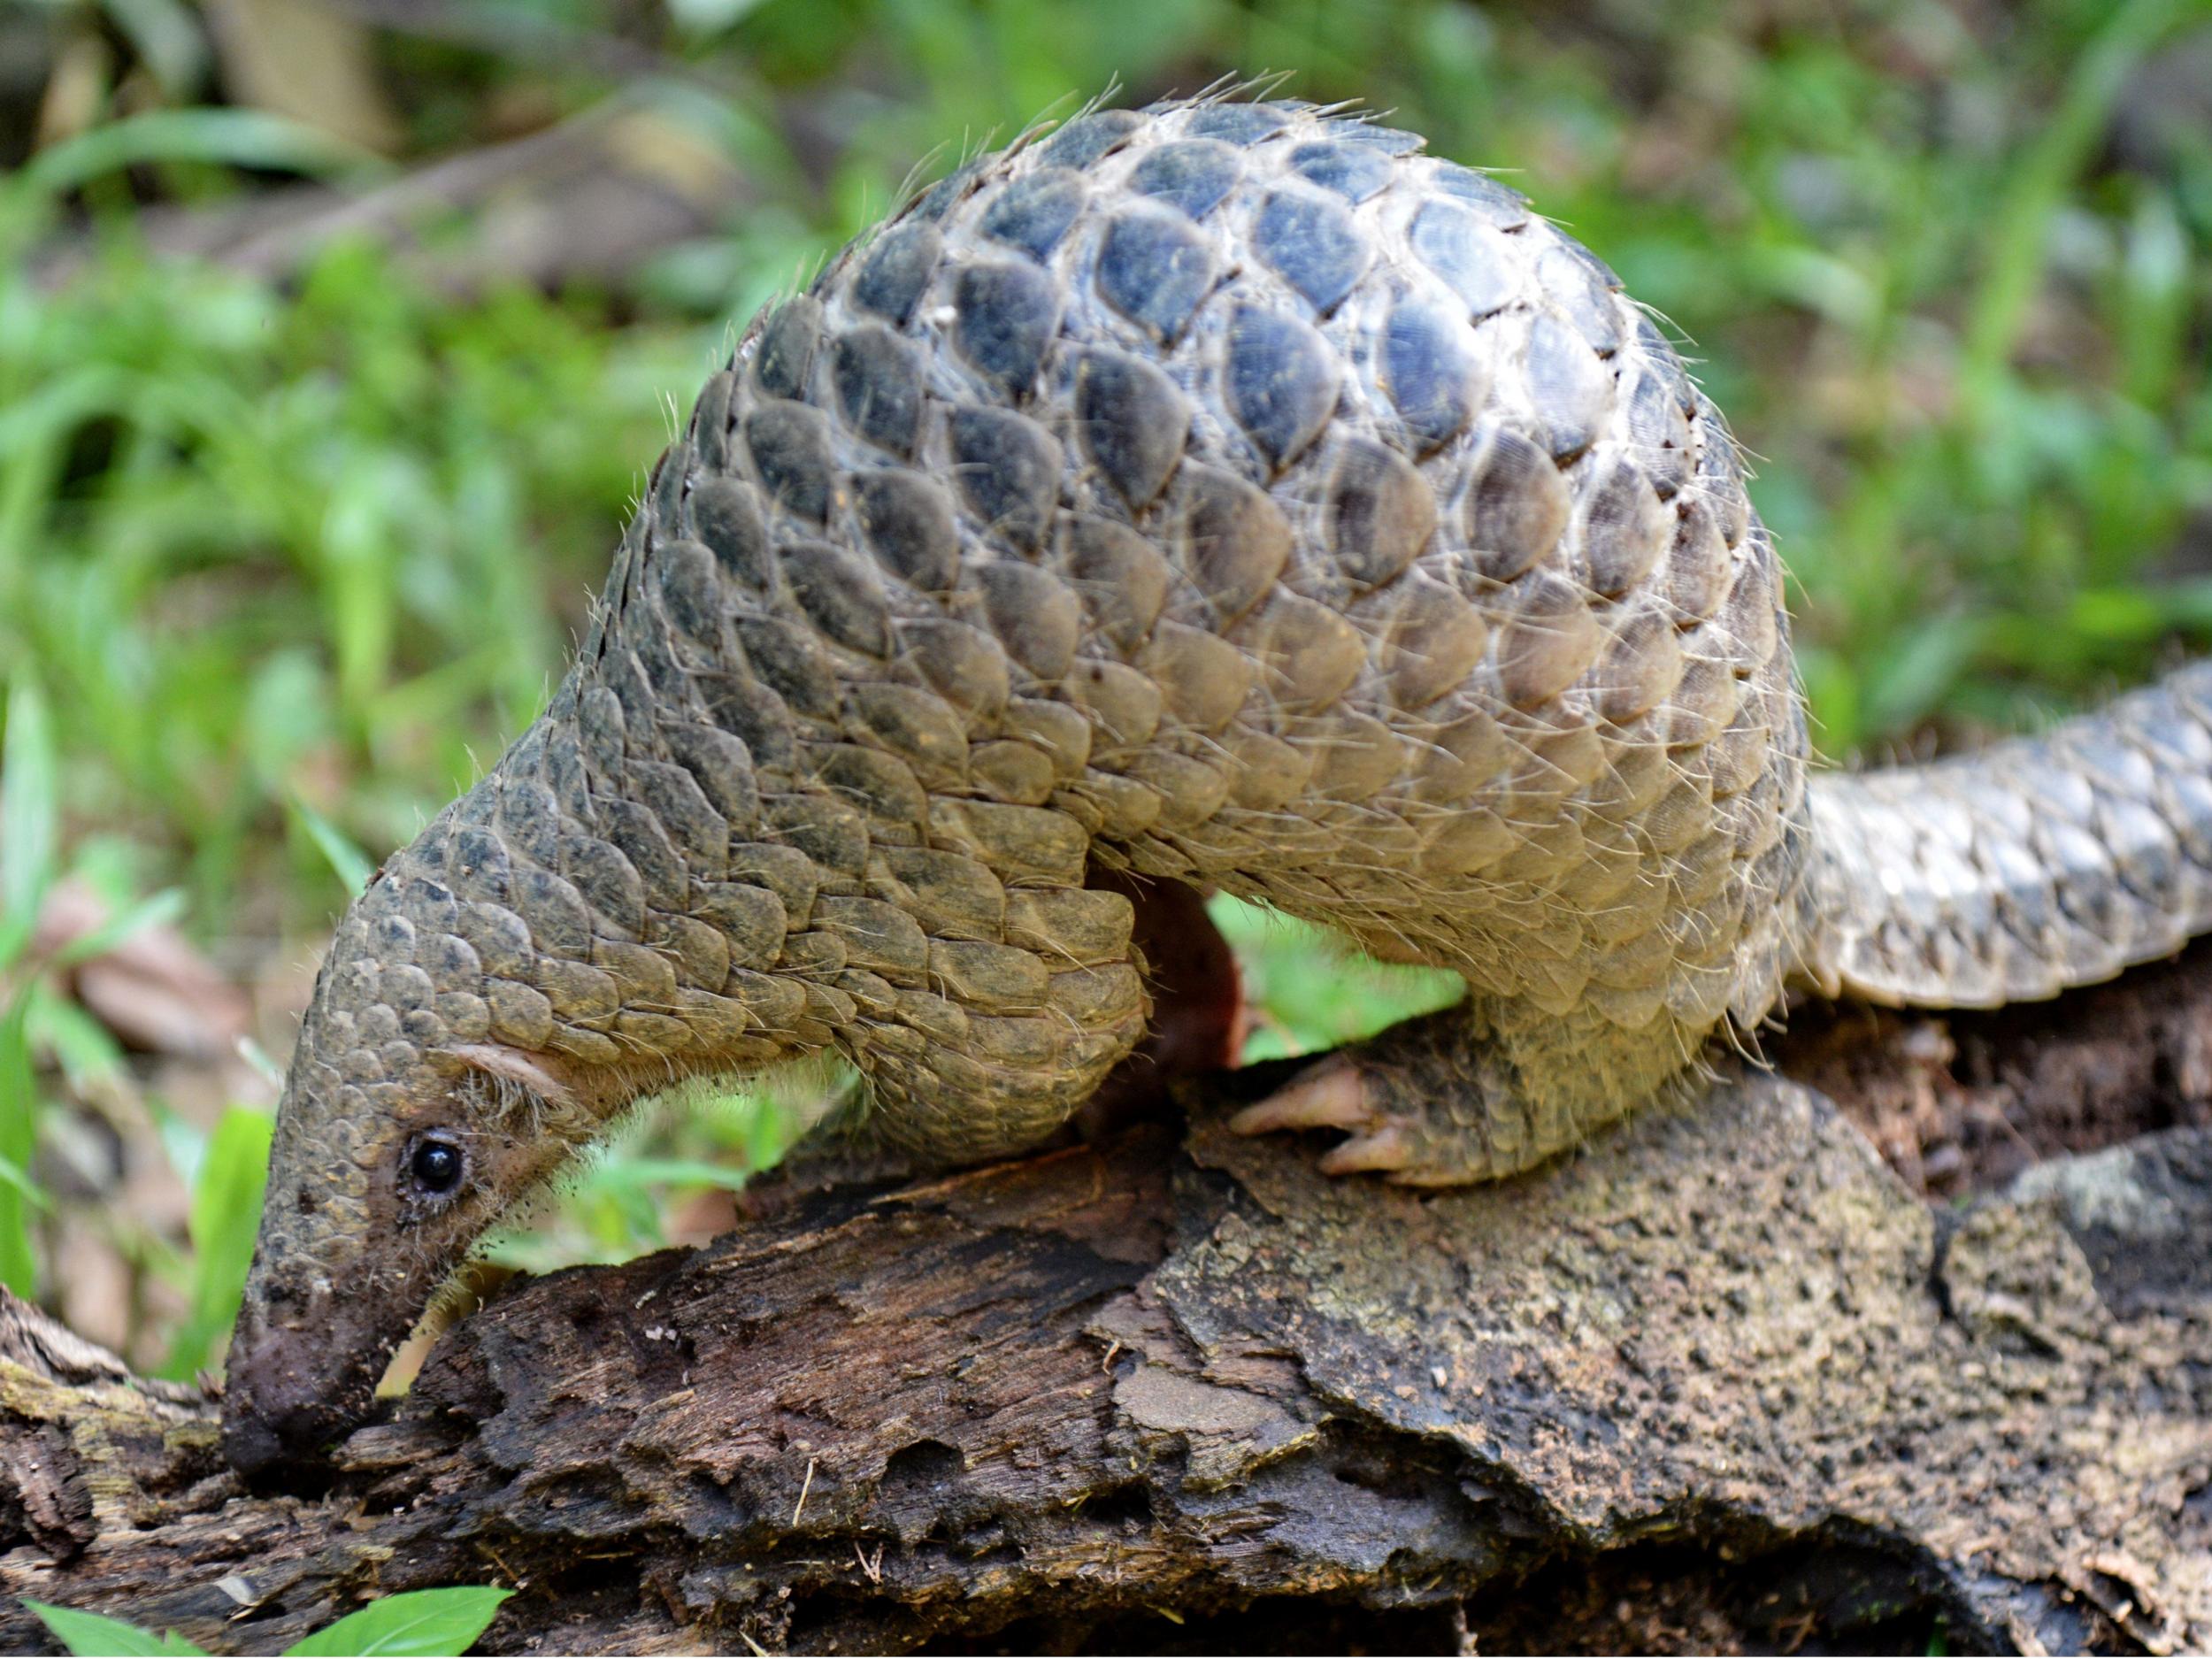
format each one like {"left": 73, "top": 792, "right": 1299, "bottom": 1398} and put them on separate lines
{"left": 224, "top": 95, "right": 2212, "bottom": 1476}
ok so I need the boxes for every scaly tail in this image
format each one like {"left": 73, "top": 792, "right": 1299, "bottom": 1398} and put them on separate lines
{"left": 1801, "top": 663, "right": 2212, "bottom": 1008}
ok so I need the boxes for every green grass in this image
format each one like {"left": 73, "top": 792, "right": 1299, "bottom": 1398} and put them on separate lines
{"left": 4, "top": 0, "right": 2209, "bottom": 1369}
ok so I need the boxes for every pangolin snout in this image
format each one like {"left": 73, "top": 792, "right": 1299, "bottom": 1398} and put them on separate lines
{"left": 221, "top": 1297, "right": 388, "bottom": 1481}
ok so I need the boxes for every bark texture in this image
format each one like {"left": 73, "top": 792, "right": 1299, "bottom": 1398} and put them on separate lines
{"left": 3, "top": 959, "right": 2210, "bottom": 1656}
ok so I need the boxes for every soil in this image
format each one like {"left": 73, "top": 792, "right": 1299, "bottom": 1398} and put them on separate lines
{"left": 1782, "top": 936, "right": 2212, "bottom": 1199}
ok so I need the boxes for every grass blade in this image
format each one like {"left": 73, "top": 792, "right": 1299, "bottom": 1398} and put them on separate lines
{"left": 0, "top": 677, "right": 58, "bottom": 969}
{"left": 289, "top": 796, "right": 375, "bottom": 900}
{"left": 0, "top": 990, "right": 39, "bottom": 1294}
{"left": 15, "top": 108, "right": 373, "bottom": 201}
{"left": 160, "top": 1106, "right": 273, "bottom": 1380}
{"left": 1960, "top": 0, "right": 2193, "bottom": 417}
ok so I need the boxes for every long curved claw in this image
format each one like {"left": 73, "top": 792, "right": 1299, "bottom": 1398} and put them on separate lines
{"left": 1228, "top": 1061, "right": 1371, "bottom": 1135}
{"left": 1317, "top": 1122, "right": 1416, "bottom": 1175}
{"left": 1233, "top": 1060, "right": 1425, "bottom": 1179}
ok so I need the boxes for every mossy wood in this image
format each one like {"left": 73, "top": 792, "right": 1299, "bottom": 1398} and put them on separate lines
{"left": 2, "top": 964, "right": 2207, "bottom": 1655}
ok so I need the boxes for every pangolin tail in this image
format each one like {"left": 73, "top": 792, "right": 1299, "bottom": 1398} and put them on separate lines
{"left": 1800, "top": 663, "right": 2212, "bottom": 1008}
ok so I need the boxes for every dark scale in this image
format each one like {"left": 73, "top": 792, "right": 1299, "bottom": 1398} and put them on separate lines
{"left": 1075, "top": 348, "right": 1190, "bottom": 509}
{"left": 855, "top": 470, "right": 961, "bottom": 590}
{"left": 1382, "top": 296, "right": 1480, "bottom": 452}
{"left": 1224, "top": 306, "right": 1341, "bottom": 469}
{"left": 832, "top": 326, "right": 926, "bottom": 457}
{"left": 1182, "top": 102, "right": 1289, "bottom": 146}
{"left": 1253, "top": 188, "right": 1370, "bottom": 315}
{"left": 1288, "top": 140, "right": 1392, "bottom": 203}
{"left": 852, "top": 222, "right": 941, "bottom": 325}
{"left": 1095, "top": 207, "right": 1217, "bottom": 343}
{"left": 980, "top": 168, "right": 1088, "bottom": 260}
{"left": 950, "top": 406, "right": 1062, "bottom": 553}
{"left": 1129, "top": 140, "right": 1244, "bottom": 219}
{"left": 1409, "top": 198, "right": 1518, "bottom": 318}
{"left": 952, "top": 262, "right": 1061, "bottom": 395}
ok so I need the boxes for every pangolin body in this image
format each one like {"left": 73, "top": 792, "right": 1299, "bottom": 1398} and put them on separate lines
{"left": 224, "top": 95, "right": 2212, "bottom": 1476}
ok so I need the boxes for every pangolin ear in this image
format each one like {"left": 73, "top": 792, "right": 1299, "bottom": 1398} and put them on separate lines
{"left": 447, "top": 1042, "right": 575, "bottom": 1113}
{"left": 442, "top": 1042, "right": 613, "bottom": 1148}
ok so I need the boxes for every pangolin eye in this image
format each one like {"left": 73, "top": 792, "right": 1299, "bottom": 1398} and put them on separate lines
{"left": 405, "top": 1133, "right": 466, "bottom": 1198}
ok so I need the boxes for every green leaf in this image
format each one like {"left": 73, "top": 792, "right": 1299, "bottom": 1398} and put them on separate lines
{"left": 666, "top": 0, "right": 769, "bottom": 34}
{"left": 1958, "top": 0, "right": 2194, "bottom": 419}
{"left": 14, "top": 108, "right": 373, "bottom": 200}
{"left": 289, "top": 797, "right": 375, "bottom": 900}
{"left": 94, "top": 0, "right": 211, "bottom": 95}
{"left": 0, "top": 1149, "right": 50, "bottom": 1210}
{"left": 583, "top": 1156, "right": 764, "bottom": 1193}
{"left": 26, "top": 979, "right": 124, "bottom": 1089}
{"left": 0, "top": 677, "right": 58, "bottom": 968}
{"left": 148, "top": 1099, "right": 208, "bottom": 1198}
{"left": 0, "top": 995, "right": 40, "bottom": 1295}
{"left": 160, "top": 1105, "right": 272, "bottom": 1380}
{"left": 1207, "top": 894, "right": 1460, "bottom": 1059}
{"left": 235, "top": 1037, "right": 286, "bottom": 1093}
{"left": 20, "top": 1599, "right": 207, "bottom": 1656}
{"left": 283, "top": 1587, "right": 513, "bottom": 1657}
{"left": 1863, "top": 614, "right": 1991, "bottom": 741}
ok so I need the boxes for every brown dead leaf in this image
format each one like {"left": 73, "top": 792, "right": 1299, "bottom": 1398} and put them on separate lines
{"left": 204, "top": 0, "right": 402, "bottom": 154}
{"left": 35, "top": 878, "right": 250, "bottom": 1061}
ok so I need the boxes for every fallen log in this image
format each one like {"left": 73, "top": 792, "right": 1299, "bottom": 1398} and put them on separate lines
{"left": 3, "top": 951, "right": 2208, "bottom": 1655}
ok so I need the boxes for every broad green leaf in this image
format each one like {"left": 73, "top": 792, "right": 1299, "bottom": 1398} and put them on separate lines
{"left": 0, "top": 367, "right": 137, "bottom": 471}
{"left": 148, "top": 1099, "right": 207, "bottom": 1197}
{"left": 20, "top": 1599, "right": 206, "bottom": 1657}
{"left": 667, "top": 0, "right": 769, "bottom": 34}
{"left": 2117, "top": 188, "right": 2192, "bottom": 409}
{"left": 319, "top": 457, "right": 406, "bottom": 719}
{"left": 1863, "top": 615, "right": 1991, "bottom": 741}
{"left": 284, "top": 1586, "right": 513, "bottom": 1657}
{"left": 1208, "top": 894, "right": 1459, "bottom": 1061}
{"left": 236, "top": 1037, "right": 286, "bottom": 1092}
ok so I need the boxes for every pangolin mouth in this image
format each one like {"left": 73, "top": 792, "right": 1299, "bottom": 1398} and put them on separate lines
{"left": 223, "top": 1164, "right": 566, "bottom": 1481}
{"left": 221, "top": 1296, "right": 400, "bottom": 1483}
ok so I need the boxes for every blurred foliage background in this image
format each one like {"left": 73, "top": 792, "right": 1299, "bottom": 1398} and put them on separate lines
{"left": 1, "top": 0, "right": 2209, "bottom": 1373}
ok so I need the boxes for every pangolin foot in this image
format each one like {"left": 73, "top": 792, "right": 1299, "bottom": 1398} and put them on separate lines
{"left": 1230, "top": 1053, "right": 1469, "bottom": 1186}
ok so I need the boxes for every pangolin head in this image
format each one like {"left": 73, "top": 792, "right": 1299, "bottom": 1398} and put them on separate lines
{"left": 220, "top": 866, "right": 624, "bottom": 1480}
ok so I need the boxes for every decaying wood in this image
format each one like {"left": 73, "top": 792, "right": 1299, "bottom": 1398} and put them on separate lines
{"left": 3, "top": 956, "right": 2210, "bottom": 1656}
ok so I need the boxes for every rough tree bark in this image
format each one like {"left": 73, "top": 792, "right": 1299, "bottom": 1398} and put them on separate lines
{"left": 2, "top": 952, "right": 2208, "bottom": 1656}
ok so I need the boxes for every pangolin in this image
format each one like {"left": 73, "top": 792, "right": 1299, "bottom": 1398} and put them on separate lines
{"left": 221, "top": 94, "right": 2212, "bottom": 1475}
